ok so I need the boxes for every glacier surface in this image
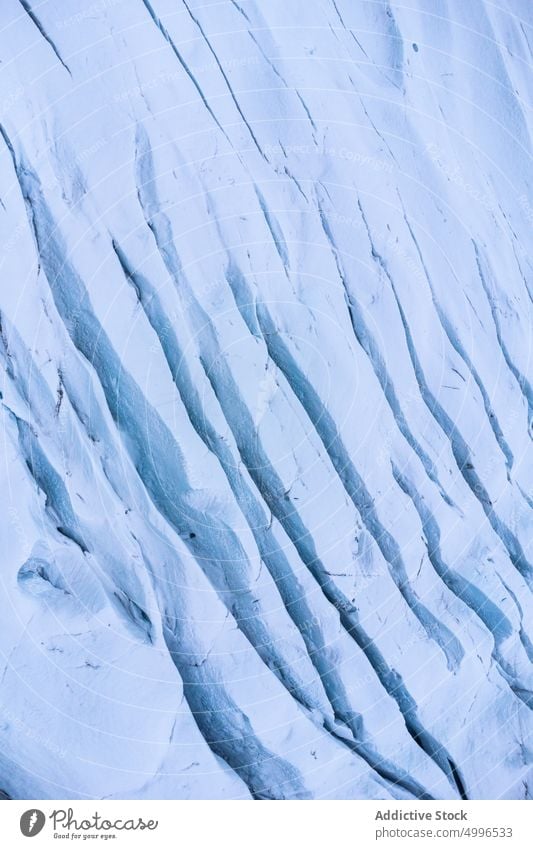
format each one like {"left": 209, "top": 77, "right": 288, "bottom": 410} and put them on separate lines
{"left": 0, "top": 0, "right": 531, "bottom": 800}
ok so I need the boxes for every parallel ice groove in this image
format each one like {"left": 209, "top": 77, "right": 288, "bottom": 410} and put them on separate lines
{"left": 0, "top": 0, "right": 531, "bottom": 800}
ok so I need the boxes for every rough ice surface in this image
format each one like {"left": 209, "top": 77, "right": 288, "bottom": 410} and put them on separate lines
{"left": 0, "top": 0, "right": 531, "bottom": 801}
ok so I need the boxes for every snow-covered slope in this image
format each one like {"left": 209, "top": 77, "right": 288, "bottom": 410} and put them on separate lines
{"left": 0, "top": 0, "right": 531, "bottom": 800}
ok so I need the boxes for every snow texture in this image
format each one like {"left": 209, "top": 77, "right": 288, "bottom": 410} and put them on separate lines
{"left": 0, "top": 0, "right": 531, "bottom": 800}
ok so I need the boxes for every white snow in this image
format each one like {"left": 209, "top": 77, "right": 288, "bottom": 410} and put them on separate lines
{"left": 0, "top": 0, "right": 531, "bottom": 800}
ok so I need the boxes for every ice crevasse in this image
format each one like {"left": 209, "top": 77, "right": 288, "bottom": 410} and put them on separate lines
{"left": 0, "top": 0, "right": 531, "bottom": 800}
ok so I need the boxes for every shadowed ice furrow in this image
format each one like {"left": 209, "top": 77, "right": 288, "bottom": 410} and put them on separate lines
{"left": 17, "top": 0, "right": 71, "bottom": 76}
{"left": 165, "top": 301, "right": 462, "bottom": 791}
{"left": 473, "top": 240, "right": 533, "bottom": 420}
{"left": 351, "top": 197, "right": 532, "bottom": 588}
{"left": 385, "top": 272, "right": 533, "bottom": 589}
{"left": 391, "top": 463, "right": 533, "bottom": 706}
{"left": 16, "top": 172, "right": 350, "bottom": 732}
{"left": 0, "top": 0, "right": 531, "bottom": 801}
{"left": 400, "top": 208, "right": 515, "bottom": 473}
{"left": 250, "top": 301, "right": 464, "bottom": 671}
{"left": 122, "top": 155, "right": 462, "bottom": 791}
{"left": 109, "top": 244, "right": 454, "bottom": 797}
{"left": 10, "top": 177, "right": 401, "bottom": 802}
{"left": 315, "top": 190, "right": 456, "bottom": 507}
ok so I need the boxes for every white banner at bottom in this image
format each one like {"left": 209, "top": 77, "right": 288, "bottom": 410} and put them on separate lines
{"left": 2, "top": 800, "right": 531, "bottom": 848}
